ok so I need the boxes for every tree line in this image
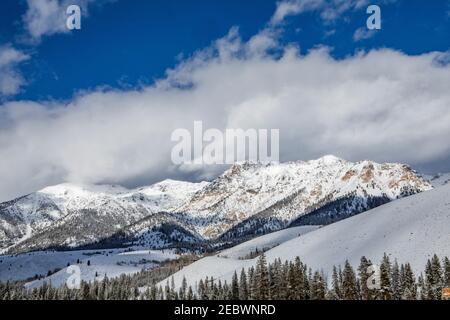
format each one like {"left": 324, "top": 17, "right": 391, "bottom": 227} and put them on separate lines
{"left": 1, "top": 253, "right": 449, "bottom": 300}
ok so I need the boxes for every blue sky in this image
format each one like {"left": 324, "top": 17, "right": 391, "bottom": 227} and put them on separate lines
{"left": 0, "top": 0, "right": 449, "bottom": 201}
{"left": 1, "top": 0, "right": 448, "bottom": 101}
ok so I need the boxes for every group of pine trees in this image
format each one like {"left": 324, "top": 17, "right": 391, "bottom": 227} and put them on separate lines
{"left": 1, "top": 253, "right": 449, "bottom": 300}
{"left": 150, "top": 253, "right": 450, "bottom": 301}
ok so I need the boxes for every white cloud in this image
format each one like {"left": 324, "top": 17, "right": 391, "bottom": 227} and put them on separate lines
{"left": 22, "top": 0, "right": 96, "bottom": 42}
{"left": 0, "top": 45, "right": 30, "bottom": 97}
{"left": 353, "top": 27, "right": 376, "bottom": 41}
{"left": 1, "top": 28, "right": 450, "bottom": 202}
{"left": 270, "top": 0, "right": 324, "bottom": 25}
{"left": 270, "top": 0, "right": 371, "bottom": 25}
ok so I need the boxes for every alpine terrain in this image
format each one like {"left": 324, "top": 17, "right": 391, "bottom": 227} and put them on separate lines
{"left": 0, "top": 156, "right": 431, "bottom": 255}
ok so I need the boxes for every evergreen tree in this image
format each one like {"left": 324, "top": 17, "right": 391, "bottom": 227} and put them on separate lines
{"left": 401, "top": 263, "right": 416, "bottom": 300}
{"left": 286, "top": 262, "right": 297, "bottom": 300}
{"left": 170, "top": 276, "right": 176, "bottom": 300}
{"left": 231, "top": 271, "right": 239, "bottom": 300}
{"left": 255, "top": 253, "right": 270, "bottom": 299}
{"left": 417, "top": 274, "right": 425, "bottom": 300}
{"left": 198, "top": 279, "right": 207, "bottom": 300}
{"left": 444, "top": 257, "right": 450, "bottom": 287}
{"left": 164, "top": 280, "right": 171, "bottom": 300}
{"left": 179, "top": 276, "right": 187, "bottom": 300}
{"left": 357, "top": 256, "right": 372, "bottom": 300}
{"left": 391, "top": 260, "right": 401, "bottom": 300}
{"left": 311, "top": 271, "right": 326, "bottom": 300}
{"left": 239, "top": 268, "right": 249, "bottom": 300}
{"left": 379, "top": 253, "right": 392, "bottom": 300}
{"left": 342, "top": 260, "right": 358, "bottom": 300}
{"left": 331, "top": 265, "right": 342, "bottom": 300}
{"left": 425, "top": 254, "right": 443, "bottom": 300}
{"left": 187, "top": 286, "right": 194, "bottom": 300}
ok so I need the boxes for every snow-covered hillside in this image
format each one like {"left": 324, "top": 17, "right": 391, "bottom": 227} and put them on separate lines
{"left": 0, "top": 248, "right": 177, "bottom": 287}
{"left": 0, "top": 156, "right": 432, "bottom": 254}
{"left": 162, "top": 183, "right": 450, "bottom": 290}
{"left": 218, "top": 225, "right": 320, "bottom": 259}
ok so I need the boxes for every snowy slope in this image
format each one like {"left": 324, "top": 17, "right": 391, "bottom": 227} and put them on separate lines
{"left": 20, "top": 249, "right": 178, "bottom": 289}
{"left": 163, "top": 183, "right": 450, "bottom": 290}
{"left": 218, "top": 225, "right": 320, "bottom": 259}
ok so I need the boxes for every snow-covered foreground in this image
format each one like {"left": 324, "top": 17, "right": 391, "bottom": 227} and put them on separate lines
{"left": 0, "top": 248, "right": 177, "bottom": 287}
{"left": 162, "top": 183, "right": 450, "bottom": 290}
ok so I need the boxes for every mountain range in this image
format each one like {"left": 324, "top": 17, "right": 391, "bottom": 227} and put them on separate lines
{"left": 0, "top": 155, "right": 432, "bottom": 254}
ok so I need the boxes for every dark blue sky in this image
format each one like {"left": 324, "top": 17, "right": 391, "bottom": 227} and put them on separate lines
{"left": 0, "top": 0, "right": 449, "bottom": 102}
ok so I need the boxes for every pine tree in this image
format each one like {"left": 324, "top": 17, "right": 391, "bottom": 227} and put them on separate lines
{"left": 198, "top": 279, "right": 207, "bottom": 300}
{"left": 187, "top": 286, "right": 194, "bottom": 300}
{"left": 180, "top": 276, "right": 187, "bottom": 300}
{"left": 379, "top": 253, "right": 392, "bottom": 300}
{"left": 424, "top": 257, "right": 442, "bottom": 300}
{"left": 286, "top": 262, "right": 297, "bottom": 300}
{"left": 357, "top": 256, "right": 372, "bottom": 300}
{"left": 231, "top": 271, "right": 239, "bottom": 300}
{"left": 430, "top": 254, "right": 443, "bottom": 299}
{"left": 170, "top": 276, "right": 176, "bottom": 300}
{"left": 255, "top": 253, "right": 270, "bottom": 299}
{"left": 239, "top": 268, "right": 248, "bottom": 300}
{"left": 331, "top": 265, "right": 342, "bottom": 300}
{"left": 164, "top": 280, "right": 171, "bottom": 300}
{"left": 311, "top": 271, "right": 326, "bottom": 300}
{"left": 417, "top": 274, "right": 425, "bottom": 300}
{"left": 401, "top": 263, "right": 416, "bottom": 300}
{"left": 444, "top": 257, "right": 450, "bottom": 287}
{"left": 268, "top": 263, "right": 276, "bottom": 299}
{"left": 342, "top": 260, "right": 358, "bottom": 300}
{"left": 391, "top": 260, "right": 401, "bottom": 300}
{"left": 247, "top": 266, "right": 255, "bottom": 300}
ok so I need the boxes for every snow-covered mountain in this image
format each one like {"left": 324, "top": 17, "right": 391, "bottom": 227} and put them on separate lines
{"left": 0, "top": 180, "right": 207, "bottom": 253}
{"left": 0, "top": 156, "right": 432, "bottom": 254}
{"left": 161, "top": 181, "right": 450, "bottom": 290}
{"left": 177, "top": 155, "right": 431, "bottom": 239}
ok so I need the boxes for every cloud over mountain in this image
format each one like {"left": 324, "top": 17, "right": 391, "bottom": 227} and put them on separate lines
{"left": 0, "top": 25, "right": 449, "bottom": 202}
{"left": 0, "top": 0, "right": 449, "bottom": 202}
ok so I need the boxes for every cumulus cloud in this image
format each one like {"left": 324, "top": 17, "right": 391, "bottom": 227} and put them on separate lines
{"left": 1, "top": 26, "right": 450, "bottom": 201}
{"left": 0, "top": 45, "right": 29, "bottom": 97}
